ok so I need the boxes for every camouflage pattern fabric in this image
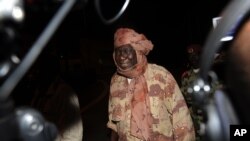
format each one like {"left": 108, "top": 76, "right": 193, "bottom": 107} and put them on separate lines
{"left": 107, "top": 64, "right": 195, "bottom": 141}
{"left": 181, "top": 69, "right": 202, "bottom": 141}
{"left": 181, "top": 69, "right": 200, "bottom": 108}
{"left": 180, "top": 68, "right": 222, "bottom": 141}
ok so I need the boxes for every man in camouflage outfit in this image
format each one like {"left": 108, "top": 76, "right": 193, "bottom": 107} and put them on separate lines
{"left": 180, "top": 44, "right": 223, "bottom": 141}
{"left": 107, "top": 28, "right": 195, "bottom": 141}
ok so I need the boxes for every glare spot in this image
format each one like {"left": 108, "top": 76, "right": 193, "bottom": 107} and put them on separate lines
{"left": 220, "top": 36, "right": 233, "bottom": 42}
{"left": 204, "top": 85, "right": 210, "bottom": 92}
{"left": 12, "top": 6, "right": 24, "bottom": 22}
{"left": 193, "top": 85, "right": 200, "bottom": 92}
{"left": 11, "top": 55, "right": 20, "bottom": 64}
{"left": 187, "top": 87, "right": 193, "bottom": 93}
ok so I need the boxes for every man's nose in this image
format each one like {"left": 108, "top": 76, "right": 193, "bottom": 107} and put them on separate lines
{"left": 120, "top": 52, "right": 128, "bottom": 59}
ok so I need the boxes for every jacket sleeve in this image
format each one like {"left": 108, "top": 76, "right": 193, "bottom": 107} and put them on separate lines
{"left": 107, "top": 74, "right": 118, "bottom": 132}
{"left": 107, "top": 93, "right": 118, "bottom": 132}
{"left": 171, "top": 79, "right": 196, "bottom": 141}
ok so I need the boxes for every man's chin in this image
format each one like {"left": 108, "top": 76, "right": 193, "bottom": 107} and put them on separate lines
{"left": 118, "top": 64, "right": 136, "bottom": 71}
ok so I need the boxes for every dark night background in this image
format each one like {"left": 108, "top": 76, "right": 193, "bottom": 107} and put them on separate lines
{"left": 21, "top": 0, "right": 230, "bottom": 82}
{"left": 6, "top": 0, "right": 230, "bottom": 140}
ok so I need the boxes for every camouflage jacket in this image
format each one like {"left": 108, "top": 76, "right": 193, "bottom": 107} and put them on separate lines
{"left": 107, "top": 64, "right": 195, "bottom": 141}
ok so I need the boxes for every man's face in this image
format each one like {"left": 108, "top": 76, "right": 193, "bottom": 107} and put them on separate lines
{"left": 187, "top": 48, "right": 200, "bottom": 68}
{"left": 114, "top": 44, "right": 137, "bottom": 70}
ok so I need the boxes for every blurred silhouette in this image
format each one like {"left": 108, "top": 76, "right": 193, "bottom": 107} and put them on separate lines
{"left": 29, "top": 51, "right": 83, "bottom": 141}
{"left": 225, "top": 18, "right": 250, "bottom": 124}
{"left": 180, "top": 44, "right": 224, "bottom": 141}
{"left": 180, "top": 44, "right": 203, "bottom": 141}
{"left": 211, "top": 42, "right": 229, "bottom": 88}
{"left": 181, "top": 44, "right": 202, "bottom": 106}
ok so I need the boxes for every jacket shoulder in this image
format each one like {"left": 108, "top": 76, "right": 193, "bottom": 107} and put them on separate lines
{"left": 148, "top": 63, "right": 172, "bottom": 75}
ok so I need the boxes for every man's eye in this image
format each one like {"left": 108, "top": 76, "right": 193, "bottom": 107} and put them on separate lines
{"left": 115, "top": 51, "right": 120, "bottom": 55}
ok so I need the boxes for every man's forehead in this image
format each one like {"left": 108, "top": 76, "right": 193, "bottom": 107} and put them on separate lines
{"left": 115, "top": 44, "right": 134, "bottom": 50}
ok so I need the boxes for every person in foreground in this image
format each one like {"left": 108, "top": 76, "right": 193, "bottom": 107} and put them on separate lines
{"left": 30, "top": 53, "right": 83, "bottom": 141}
{"left": 107, "top": 27, "right": 195, "bottom": 141}
{"left": 226, "top": 18, "right": 250, "bottom": 125}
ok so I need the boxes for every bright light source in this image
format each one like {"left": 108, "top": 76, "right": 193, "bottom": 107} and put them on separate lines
{"left": 220, "top": 36, "right": 234, "bottom": 42}
{"left": 212, "top": 17, "right": 222, "bottom": 29}
{"left": 187, "top": 87, "right": 193, "bottom": 93}
{"left": 194, "top": 85, "right": 200, "bottom": 92}
{"left": 12, "top": 6, "right": 24, "bottom": 22}
{"left": 11, "top": 54, "right": 20, "bottom": 64}
{"left": 204, "top": 85, "right": 211, "bottom": 92}
{"left": 0, "top": 63, "right": 10, "bottom": 77}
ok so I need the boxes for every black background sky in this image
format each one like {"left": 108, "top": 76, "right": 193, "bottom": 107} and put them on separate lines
{"left": 21, "top": 0, "right": 230, "bottom": 82}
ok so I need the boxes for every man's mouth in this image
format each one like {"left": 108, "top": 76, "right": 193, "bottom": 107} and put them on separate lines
{"left": 119, "top": 59, "right": 129, "bottom": 64}
{"left": 120, "top": 62, "right": 129, "bottom": 67}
